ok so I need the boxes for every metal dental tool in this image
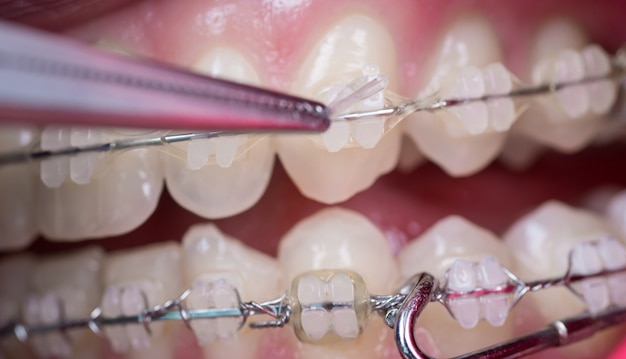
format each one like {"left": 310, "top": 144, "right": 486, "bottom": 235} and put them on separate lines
{"left": 0, "top": 20, "right": 331, "bottom": 133}
{"left": 2, "top": 237, "right": 626, "bottom": 359}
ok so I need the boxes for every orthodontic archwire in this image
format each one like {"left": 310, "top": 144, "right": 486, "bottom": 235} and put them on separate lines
{"left": 1, "top": 18, "right": 625, "bottom": 166}
{"left": 2, "top": 237, "right": 626, "bottom": 359}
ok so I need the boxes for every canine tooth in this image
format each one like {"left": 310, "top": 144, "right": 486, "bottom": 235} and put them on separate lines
{"left": 582, "top": 45, "right": 617, "bottom": 115}
{"left": 40, "top": 126, "right": 71, "bottom": 188}
{"left": 405, "top": 16, "right": 508, "bottom": 176}
{"left": 504, "top": 201, "right": 623, "bottom": 358}
{"left": 38, "top": 147, "right": 163, "bottom": 240}
{"left": 278, "top": 207, "right": 397, "bottom": 357}
{"left": 69, "top": 127, "right": 104, "bottom": 185}
{"left": 182, "top": 224, "right": 282, "bottom": 357}
{"left": 0, "top": 126, "right": 38, "bottom": 250}
{"left": 166, "top": 48, "right": 274, "bottom": 219}
{"left": 275, "top": 14, "right": 400, "bottom": 203}
{"left": 398, "top": 216, "right": 515, "bottom": 357}
{"left": 27, "top": 248, "right": 104, "bottom": 359}
{"left": 103, "top": 243, "right": 183, "bottom": 357}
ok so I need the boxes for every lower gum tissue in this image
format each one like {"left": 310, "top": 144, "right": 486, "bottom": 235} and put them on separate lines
{"left": 3, "top": 0, "right": 626, "bottom": 358}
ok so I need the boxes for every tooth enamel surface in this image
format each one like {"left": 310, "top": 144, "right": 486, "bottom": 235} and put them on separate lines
{"left": 397, "top": 216, "right": 515, "bottom": 357}
{"left": 0, "top": 256, "right": 33, "bottom": 357}
{"left": 37, "top": 144, "right": 163, "bottom": 241}
{"left": 182, "top": 224, "right": 283, "bottom": 357}
{"left": 0, "top": 126, "right": 38, "bottom": 250}
{"left": 504, "top": 201, "right": 624, "bottom": 358}
{"left": 275, "top": 14, "right": 401, "bottom": 203}
{"left": 513, "top": 19, "right": 606, "bottom": 153}
{"left": 278, "top": 207, "right": 398, "bottom": 358}
{"left": 165, "top": 47, "right": 274, "bottom": 219}
{"left": 405, "top": 16, "right": 511, "bottom": 176}
{"left": 26, "top": 248, "right": 104, "bottom": 359}
{"left": 102, "top": 243, "right": 183, "bottom": 357}
{"left": 582, "top": 44, "right": 618, "bottom": 114}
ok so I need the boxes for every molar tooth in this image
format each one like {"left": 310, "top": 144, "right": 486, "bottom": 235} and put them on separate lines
{"left": 398, "top": 216, "right": 515, "bottom": 357}
{"left": 102, "top": 243, "right": 183, "bottom": 358}
{"left": 165, "top": 47, "right": 274, "bottom": 218}
{"left": 182, "top": 224, "right": 283, "bottom": 358}
{"left": 504, "top": 201, "right": 624, "bottom": 358}
{"left": 278, "top": 207, "right": 398, "bottom": 357}
{"left": 275, "top": 14, "right": 400, "bottom": 203}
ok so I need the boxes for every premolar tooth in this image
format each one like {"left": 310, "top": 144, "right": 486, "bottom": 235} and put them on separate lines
{"left": 398, "top": 216, "right": 515, "bottom": 357}
{"left": 275, "top": 14, "right": 400, "bottom": 203}
{"left": 165, "top": 47, "right": 274, "bottom": 218}
{"left": 182, "top": 224, "right": 282, "bottom": 357}
{"left": 504, "top": 201, "right": 623, "bottom": 358}
{"left": 513, "top": 19, "right": 603, "bottom": 152}
{"left": 405, "top": 16, "right": 509, "bottom": 176}
{"left": 278, "top": 207, "right": 398, "bottom": 357}
{"left": 582, "top": 44, "right": 617, "bottom": 115}
{"left": 102, "top": 243, "right": 183, "bottom": 357}
{"left": 40, "top": 126, "right": 71, "bottom": 188}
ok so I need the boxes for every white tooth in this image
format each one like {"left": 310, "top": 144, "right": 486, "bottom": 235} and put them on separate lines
{"left": 275, "top": 14, "right": 400, "bottom": 203}
{"left": 504, "top": 201, "right": 622, "bottom": 358}
{"left": 278, "top": 207, "right": 398, "bottom": 358}
{"left": 447, "top": 259, "right": 480, "bottom": 329}
{"left": 483, "top": 63, "right": 516, "bottom": 132}
{"left": 603, "top": 190, "right": 626, "bottom": 239}
{"left": 215, "top": 135, "right": 245, "bottom": 168}
{"left": 477, "top": 256, "right": 509, "bottom": 327}
{"left": 166, "top": 48, "right": 274, "bottom": 219}
{"left": 405, "top": 16, "right": 509, "bottom": 176}
{"left": 597, "top": 237, "right": 626, "bottom": 306}
{"left": 582, "top": 45, "right": 617, "bottom": 115}
{"left": 101, "top": 286, "right": 129, "bottom": 353}
{"left": 498, "top": 135, "right": 545, "bottom": 172}
{"left": 553, "top": 49, "right": 589, "bottom": 118}
{"left": 27, "top": 248, "right": 104, "bottom": 359}
{"left": 0, "top": 126, "right": 38, "bottom": 250}
{"left": 397, "top": 135, "right": 427, "bottom": 173}
{"left": 514, "top": 19, "right": 602, "bottom": 152}
{"left": 570, "top": 242, "right": 609, "bottom": 314}
{"left": 352, "top": 118, "right": 385, "bottom": 149}
{"left": 321, "top": 121, "right": 350, "bottom": 152}
{"left": 69, "top": 127, "right": 104, "bottom": 185}
{"left": 186, "top": 138, "right": 213, "bottom": 170}
{"left": 40, "top": 126, "right": 71, "bottom": 188}
{"left": 103, "top": 243, "right": 183, "bottom": 358}
{"left": 37, "top": 147, "right": 163, "bottom": 240}
{"left": 0, "top": 256, "right": 33, "bottom": 358}
{"left": 398, "top": 216, "right": 515, "bottom": 357}
{"left": 182, "top": 224, "right": 282, "bottom": 357}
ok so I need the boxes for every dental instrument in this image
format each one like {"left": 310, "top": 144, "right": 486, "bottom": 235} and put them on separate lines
{"left": 0, "top": 20, "right": 331, "bottom": 133}
{"left": 2, "top": 236, "right": 626, "bottom": 359}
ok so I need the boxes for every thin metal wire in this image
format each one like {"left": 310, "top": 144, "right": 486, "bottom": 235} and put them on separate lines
{"left": 1, "top": 48, "right": 624, "bottom": 166}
